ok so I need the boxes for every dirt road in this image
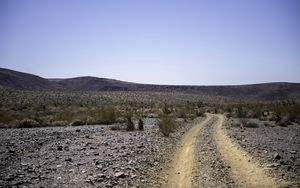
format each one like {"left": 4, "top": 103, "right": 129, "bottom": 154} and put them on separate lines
{"left": 165, "top": 114, "right": 285, "bottom": 188}
{"left": 214, "top": 114, "right": 281, "bottom": 188}
{"left": 165, "top": 116, "right": 212, "bottom": 187}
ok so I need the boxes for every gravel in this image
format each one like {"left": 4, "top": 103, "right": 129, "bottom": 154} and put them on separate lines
{"left": 224, "top": 118, "right": 300, "bottom": 186}
{"left": 192, "top": 117, "right": 237, "bottom": 188}
{"left": 0, "top": 118, "right": 198, "bottom": 188}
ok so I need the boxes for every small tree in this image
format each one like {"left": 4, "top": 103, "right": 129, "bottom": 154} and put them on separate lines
{"left": 138, "top": 119, "right": 144, "bottom": 130}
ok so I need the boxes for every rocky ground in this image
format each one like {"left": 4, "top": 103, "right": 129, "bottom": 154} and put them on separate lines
{"left": 192, "top": 116, "right": 237, "bottom": 188}
{"left": 0, "top": 118, "right": 198, "bottom": 188}
{"left": 224, "top": 118, "right": 300, "bottom": 186}
{"left": 1, "top": 115, "right": 299, "bottom": 188}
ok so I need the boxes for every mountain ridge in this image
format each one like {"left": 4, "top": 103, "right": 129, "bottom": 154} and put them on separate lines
{"left": 1, "top": 67, "right": 300, "bottom": 101}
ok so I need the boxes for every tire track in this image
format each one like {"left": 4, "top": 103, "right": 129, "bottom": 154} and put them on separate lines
{"left": 213, "top": 114, "right": 282, "bottom": 188}
{"left": 193, "top": 115, "right": 236, "bottom": 187}
{"left": 165, "top": 114, "right": 285, "bottom": 188}
{"left": 165, "top": 116, "right": 212, "bottom": 188}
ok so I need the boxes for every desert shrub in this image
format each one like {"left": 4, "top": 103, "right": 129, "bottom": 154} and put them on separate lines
{"left": 231, "top": 122, "right": 242, "bottom": 128}
{"left": 0, "top": 108, "right": 14, "bottom": 124}
{"left": 85, "top": 116, "right": 96, "bottom": 125}
{"left": 175, "top": 103, "right": 198, "bottom": 119}
{"left": 176, "top": 108, "right": 187, "bottom": 118}
{"left": 162, "top": 104, "right": 172, "bottom": 115}
{"left": 264, "top": 121, "right": 276, "bottom": 127}
{"left": 95, "top": 106, "right": 117, "bottom": 124}
{"left": 116, "top": 117, "right": 127, "bottom": 123}
{"left": 53, "top": 109, "right": 73, "bottom": 122}
{"left": 278, "top": 115, "right": 294, "bottom": 127}
{"left": 17, "top": 119, "right": 40, "bottom": 128}
{"left": 237, "top": 107, "right": 247, "bottom": 118}
{"left": 278, "top": 119, "right": 289, "bottom": 127}
{"left": 126, "top": 117, "right": 135, "bottom": 131}
{"left": 51, "top": 121, "right": 68, "bottom": 127}
{"left": 245, "top": 119, "right": 260, "bottom": 128}
{"left": 148, "top": 113, "right": 159, "bottom": 118}
{"left": 268, "top": 114, "right": 278, "bottom": 121}
{"left": 110, "top": 124, "right": 122, "bottom": 131}
{"left": 157, "top": 116, "right": 178, "bottom": 137}
{"left": 239, "top": 118, "right": 248, "bottom": 127}
{"left": 70, "top": 120, "right": 85, "bottom": 126}
{"left": 195, "top": 109, "right": 204, "bottom": 117}
{"left": 227, "top": 118, "right": 242, "bottom": 128}
{"left": 0, "top": 123, "right": 10, "bottom": 128}
{"left": 138, "top": 119, "right": 144, "bottom": 130}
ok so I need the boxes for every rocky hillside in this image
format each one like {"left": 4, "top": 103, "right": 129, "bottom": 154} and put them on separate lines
{"left": 0, "top": 68, "right": 53, "bottom": 90}
{"left": 1, "top": 67, "right": 300, "bottom": 101}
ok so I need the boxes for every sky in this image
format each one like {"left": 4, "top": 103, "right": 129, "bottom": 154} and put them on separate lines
{"left": 0, "top": 0, "right": 299, "bottom": 85}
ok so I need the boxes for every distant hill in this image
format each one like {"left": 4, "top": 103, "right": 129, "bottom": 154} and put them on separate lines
{"left": 1, "top": 67, "right": 300, "bottom": 101}
{"left": 0, "top": 68, "right": 53, "bottom": 90}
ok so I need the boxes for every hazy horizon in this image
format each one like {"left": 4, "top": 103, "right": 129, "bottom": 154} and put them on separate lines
{"left": 1, "top": 0, "right": 300, "bottom": 85}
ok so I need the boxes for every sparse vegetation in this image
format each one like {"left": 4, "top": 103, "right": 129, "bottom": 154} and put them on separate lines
{"left": 223, "top": 100, "right": 300, "bottom": 127}
{"left": 0, "top": 85, "right": 213, "bottom": 128}
{"left": 0, "top": 85, "right": 299, "bottom": 129}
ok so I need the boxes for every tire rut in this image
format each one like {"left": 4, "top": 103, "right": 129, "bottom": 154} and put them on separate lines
{"left": 165, "top": 114, "right": 286, "bottom": 188}
{"left": 214, "top": 114, "right": 284, "bottom": 188}
{"left": 165, "top": 116, "right": 212, "bottom": 188}
{"left": 193, "top": 115, "right": 237, "bottom": 187}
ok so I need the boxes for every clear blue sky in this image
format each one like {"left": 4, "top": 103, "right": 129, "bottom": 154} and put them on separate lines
{"left": 0, "top": 0, "right": 299, "bottom": 85}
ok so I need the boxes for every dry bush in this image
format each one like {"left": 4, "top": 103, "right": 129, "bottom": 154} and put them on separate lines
{"left": 70, "top": 120, "right": 85, "bottom": 126}
{"left": 96, "top": 106, "right": 117, "bottom": 124}
{"left": 157, "top": 116, "right": 178, "bottom": 137}
{"left": 278, "top": 115, "right": 295, "bottom": 127}
{"left": 110, "top": 124, "right": 123, "bottom": 131}
{"left": 17, "top": 119, "right": 40, "bottom": 128}
{"left": 0, "top": 123, "right": 10, "bottom": 128}
{"left": 51, "top": 121, "right": 69, "bottom": 127}
{"left": 126, "top": 117, "right": 135, "bottom": 131}
{"left": 245, "top": 119, "right": 260, "bottom": 128}
{"left": 138, "top": 119, "right": 144, "bottom": 130}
